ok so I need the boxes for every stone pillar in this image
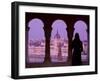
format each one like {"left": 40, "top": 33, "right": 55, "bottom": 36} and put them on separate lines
{"left": 66, "top": 23, "right": 74, "bottom": 65}
{"left": 43, "top": 26, "right": 52, "bottom": 64}
{"left": 26, "top": 27, "right": 30, "bottom": 64}
{"left": 86, "top": 28, "right": 89, "bottom": 65}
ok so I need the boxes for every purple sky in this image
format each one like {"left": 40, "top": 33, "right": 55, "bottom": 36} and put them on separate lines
{"left": 73, "top": 20, "right": 87, "bottom": 41}
{"left": 28, "top": 18, "right": 45, "bottom": 41}
{"left": 28, "top": 18, "right": 87, "bottom": 42}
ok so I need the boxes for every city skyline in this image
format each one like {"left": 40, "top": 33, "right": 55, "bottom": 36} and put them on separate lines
{"left": 28, "top": 31, "right": 88, "bottom": 63}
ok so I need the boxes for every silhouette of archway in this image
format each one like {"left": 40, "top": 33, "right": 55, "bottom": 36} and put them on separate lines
{"left": 50, "top": 19, "right": 68, "bottom": 62}
{"left": 27, "top": 18, "right": 45, "bottom": 63}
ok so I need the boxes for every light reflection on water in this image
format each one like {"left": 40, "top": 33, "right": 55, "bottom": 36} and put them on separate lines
{"left": 28, "top": 53, "right": 88, "bottom": 64}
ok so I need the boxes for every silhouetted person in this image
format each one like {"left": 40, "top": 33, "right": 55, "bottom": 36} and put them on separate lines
{"left": 72, "top": 33, "right": 83, "bottom": 65}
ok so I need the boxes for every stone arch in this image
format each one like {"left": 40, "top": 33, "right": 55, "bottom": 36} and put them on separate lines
{"left": 27, "top": 18, "right": 45, "bottom": 63}
{"left": 50, "top": 19, "right": 68, "bottom": 62}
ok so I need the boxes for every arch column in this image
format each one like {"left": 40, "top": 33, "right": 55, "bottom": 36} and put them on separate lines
{"left": 86, "top": 25, "right": 89, "bottom": 65}
{"left": 43, "top": 23, "right": 52, "bottom": 63}
{"left": 26, "top": 27, "right": 30, "bottom": 64}
{"left": 66, "top": 22, "right": 74, "bottom": 65}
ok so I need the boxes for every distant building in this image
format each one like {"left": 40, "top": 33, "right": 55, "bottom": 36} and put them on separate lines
{"left": 53, "top": 30, "right": 62, "bottom": 60}
{"left": 51, "top": 31, "right": 68, "bottom": 57}
{"left": 82, "top": 40, "right": 88, "bottom": 55}
{"left": 28, "top": 32, "right": 88, "bottom": 58}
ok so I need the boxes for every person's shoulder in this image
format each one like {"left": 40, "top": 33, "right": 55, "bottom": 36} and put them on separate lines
{"left": 72, "top": 40, "right": 75, "bottom": 43}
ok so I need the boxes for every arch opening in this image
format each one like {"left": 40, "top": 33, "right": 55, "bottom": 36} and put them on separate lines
{"left": 50, "top": 19, "right": 68, "bottom": 62}
{"left": 73, "top": 20, "right": 89, "bottom": 65}
{"left": 27, "top": 18, "right": 45, "bottom": 63}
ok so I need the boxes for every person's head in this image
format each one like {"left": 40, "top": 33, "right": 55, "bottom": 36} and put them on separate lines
{"left": 75, "top": 33, "right": 80, "bottom": 40}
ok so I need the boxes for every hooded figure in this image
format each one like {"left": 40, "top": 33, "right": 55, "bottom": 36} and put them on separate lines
{"left": 72, "top": 33, "right": 83, "bottom": 65}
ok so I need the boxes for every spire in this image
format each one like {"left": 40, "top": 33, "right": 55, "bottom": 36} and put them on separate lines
{"left": 57, "top": 29, "right": 59, "bottom": 35}
{"left": 54, "top": 29, "right": 60, "bottom": 39}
